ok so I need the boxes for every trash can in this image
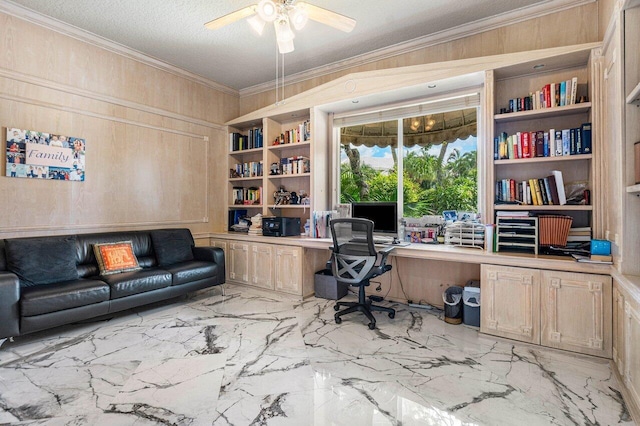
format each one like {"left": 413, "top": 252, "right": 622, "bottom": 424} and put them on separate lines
{"left": 462, "top": 286, "right": 481, "bottom": 327}
{"left": 314, "top": 269, "right": 349, "bottom": 300}
{"left": 442, "top": 285, "right": 464, "bottom": 324}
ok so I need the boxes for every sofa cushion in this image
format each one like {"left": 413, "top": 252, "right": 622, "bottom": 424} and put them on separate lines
{"left": 150, "top": 229, "right": 194, "bottom": 266}
{"left": 93, "top": 241, "right": 142, "bottom": 275}
{"left": 5, "top": 236, "right": 79, "bottom": 286}
{"left": 20, "top": 278, "right": 110, "bottom": 316}
{"left": 163, "top": 260, "right": 220, "bottom": 286}
{"left": 100, "top": 268, "right": 172, "bottom": 299}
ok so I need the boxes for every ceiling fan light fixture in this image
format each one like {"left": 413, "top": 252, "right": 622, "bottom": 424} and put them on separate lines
{"left": 247, "top": 14, "right": 266, "bottom": 35}
{"left": 256, "top": 0, "right": 278, "bottom": 22}
{"left": 289, "top": 5, "right": 309, "bottom": 31}
{"left": 277, "top": 37, "right": 295, "bottom": 54}
{"left": 274, "top": 18, "right": 295, "bottom": 43}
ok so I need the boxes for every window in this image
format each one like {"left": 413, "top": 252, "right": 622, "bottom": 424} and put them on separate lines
{"left": 334, "top": 95, "right": 479, "bottom": 219}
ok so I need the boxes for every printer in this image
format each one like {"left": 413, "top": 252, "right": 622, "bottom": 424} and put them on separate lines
{"left": 262, "top": 217, "right": 301, "bottom": 237}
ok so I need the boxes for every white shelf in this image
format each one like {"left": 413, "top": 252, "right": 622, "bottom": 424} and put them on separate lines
{"left": 230, "top": 205, "right": 263, "bottom": 209}
{"left": 229, "top": 147, "right": 263, "bottom": 156}
{"left": 268, "top": 173, "right": 311, "bottom": 179}
{"left": 495, "top": 154, "right": 592, "bottom": 165}
{"left": 495, "top": 204, "right": 593, "bottom": 211}
{"left": 494, "top": 103, "right": 591, "bottom": 122}
{"left": 267, "top": 141, "right": 311, "bottom": 152}
{"left": 229, "top": 176, "right": 263, "bottom": 182}
{"left": 626, "top": 184, "right": 640, "bottom": 193}
{"left": 626, "top": 81, "right": 640, "bottom": 105}
{"left": 267, "top": 205, "right": 311, "bottom": 209}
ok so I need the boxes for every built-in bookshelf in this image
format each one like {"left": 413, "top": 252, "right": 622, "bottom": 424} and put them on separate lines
{"left": 226, "top": 113, "right": 312, "bottom": 232}
{"left": 490, "top": 54, "right": 595, "bottom": 231}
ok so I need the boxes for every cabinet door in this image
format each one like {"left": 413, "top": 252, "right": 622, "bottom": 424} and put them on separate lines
{"left": 481, "top": 265, "right": 540, "bottom": 344}
{"left": 274, "top": 246, "right": 303, "bottom": 295}
{"left": 624, "top": 298, "right": 640, "bottom": 408}
{"left": 613, "top": 284, "right": 626, "bottom": 374}
{"left": 249, "top": 243, "right": 274, "bottom": 290}
{"left": 541, "top": 271, "right": 612, "bottom": 358}
{"left": 228, "top": 242, "right": 250, "bottom": 284}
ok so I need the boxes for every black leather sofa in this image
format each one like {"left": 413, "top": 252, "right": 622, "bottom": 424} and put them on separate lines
{"left": 0, "top": 228, "right": 225, "bottom": 340}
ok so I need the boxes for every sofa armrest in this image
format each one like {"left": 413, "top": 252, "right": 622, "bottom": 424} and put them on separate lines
{"left": 193, "top": 247, "right": 225, "bottom": 283}
{"left": 0, "top": 271, "right": 20, "bottom": 338}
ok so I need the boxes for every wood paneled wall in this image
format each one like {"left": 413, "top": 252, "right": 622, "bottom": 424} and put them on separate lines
{"left": 598, "top": 0, "right": 618, "bottom": 40}
{"left": 0, "top": 12, "right": 238, "bottom": 238}
{"left": 240, "top": 3, "right": 599, "bottom": 114}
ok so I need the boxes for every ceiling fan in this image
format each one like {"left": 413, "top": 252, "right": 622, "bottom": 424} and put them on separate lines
{"left": 205, "top": 0, "right": 356, "bottom": 54}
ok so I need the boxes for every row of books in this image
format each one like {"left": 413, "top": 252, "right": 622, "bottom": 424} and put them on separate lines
{"left": 496, "top": 170, "right": 567, "bottom": 206}
{"left": 230, "top": 128, "right": 263, "bottom": 152}
{"left": 494, "top": 123, "right": 591, "bottom": 160}
{"left": 273, "top": 120, "right": 311, "bottom": 146}
{"left": 232, "top": 186, "right": 262, "bottom": 205}
{"left": 278, "top": 156, "right": 310, "bottom": 175}
{"left": 231, "top": 161, "right": 263, "bottom": 179}
{"left": 500, "top": 77, "right": 582, "bottom": 113}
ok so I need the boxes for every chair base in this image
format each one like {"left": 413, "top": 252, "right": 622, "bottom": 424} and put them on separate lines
{"left": 334, "top": 284, "right": 395, "bottom": 329}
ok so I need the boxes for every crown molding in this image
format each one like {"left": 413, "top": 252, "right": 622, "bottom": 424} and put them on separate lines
{"left": 240, "top": 0, "right": 595, "bottom": 97}
{"left": 0, "top": 0, "right": 239, "bottom": 97}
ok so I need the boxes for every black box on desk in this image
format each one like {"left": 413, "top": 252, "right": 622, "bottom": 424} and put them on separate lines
{"left": 314, "top": 269, "right": 348, "bottom": 300}
{"left": 262, "top": 217, "right": 301, "bottom": 237}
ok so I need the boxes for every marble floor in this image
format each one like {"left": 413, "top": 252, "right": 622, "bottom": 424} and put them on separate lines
{"left": 0, "top": 284, "right": 633, "bottom": 426}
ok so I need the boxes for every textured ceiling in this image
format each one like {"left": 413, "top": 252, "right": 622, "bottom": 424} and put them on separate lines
{"left": 8, "top": 0, "right": 554, "bottom": 90}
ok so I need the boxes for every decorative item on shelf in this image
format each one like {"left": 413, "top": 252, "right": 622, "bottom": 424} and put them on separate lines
{"left": 538, "top": 215, "right": 572, "bottom": 247}
{"left": 230, "top": 168, "right": 241, "bottom": 178}
{"left": 403, "top": 215, "right": 443, "bottom": 244}
{"left": 230, "top": 217, "right": 250, "bottom": 233}
{"left": 298, "top": 189, "right": 310, "bottom": 205}
{"left": 290, "top": 192, "right": 299, "bottom": 204}
{"left": 248, "top": 213, "right": 263, "bottom": 236}
{"left": 274, "top": 186, "right": 291, "bottom": 205}
{"left": 270, "top": 162, "right": 280, "bottom": 175}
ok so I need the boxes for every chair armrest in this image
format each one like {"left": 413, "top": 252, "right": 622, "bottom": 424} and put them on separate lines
{"left": 0, "top": 272, "right": 20, "bottom": 338}
{"left": 377, "top": 246, "right": 396, "bottom": 266}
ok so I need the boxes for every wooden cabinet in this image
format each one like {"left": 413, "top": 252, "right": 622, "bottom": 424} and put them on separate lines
{"left": 613, "top": 284, "right": 626, "bottom": 375}
{"left": 249, "top": 243, "right": 275, "bottom": 290}
{"left": 481, "top": 264, "right": 612, "bottom": 357}
{"left": 540, "top": 270, "right": 611, "bottom": 358}
{"left": 274, "top": 246, "right": 303, "bottom": 295}
{"left": 228, "top": 241, "right": 250, "bottom": 284}
{"left": 219, "top": 238, "right": 308, "bottom": 297}
{"left": 481, "top": 265, "right": 540, "bottom": 344}
{"left": 210, "top": 239, "right": 229, "bottom": 282}
{"left": 624, "top": 295, "right": 640, "bottom": 414}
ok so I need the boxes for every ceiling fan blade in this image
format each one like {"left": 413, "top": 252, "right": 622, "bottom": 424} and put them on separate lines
{"left": 301, "top": 3, "right": 356, "bottom": 33}
{"left": 204, "top": 6, "right": 256, "bottom": 30}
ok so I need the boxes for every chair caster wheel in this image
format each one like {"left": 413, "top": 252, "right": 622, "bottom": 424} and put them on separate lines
{"left": 368, "top": 322, "right": 376, "bottom": 330}
{"left": 388, "top": 312, "right": 395, "bottom": 319}
{"left": 334, "top": 305, "right": 339, "bottom": 311}
{"left": 335, "top": 315, "right": 342, "bottom": 324}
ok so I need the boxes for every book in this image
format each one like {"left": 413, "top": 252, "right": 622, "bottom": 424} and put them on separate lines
{"left": 570, "top": 128, "right": 577, "bottom": 155}
{"left": 591, "top": 254, "right": 613, "bottom": 262}
{"left": 555, "top": 130, "right": 563, "bottom": 156}
{"left": 570, "top": 77, "right": 578, "bottom": 105}
{"left": 535, "top": 130, "right": 544, "bottom": 157}
{"left": 543, "top": 177, "right": 554, "bottom": 205}
{"left": 571, "top": 254, "right": 612, "bottom": 264}
{"left": 543, "top": 131, "right": 550, "bottom": 157}
{"left": 551, "top": 170, "right": 567, "bottom": 205}
{"left": 532, "top": 178, "right": 544, "bottom": 206}
{"left": 549, "top": 128, "right": 555, "bottom": 156}
{"left": 546, "top": 174, "right": 561, "bottom": 205}
{"left": 581, "top": 123, "right": 592, "bottom": 154}
{"left": 560, "top": 80, "right": 566, "bottom": 106}
{"left": 562, "top": 129, "right": 571, "bottom": 156}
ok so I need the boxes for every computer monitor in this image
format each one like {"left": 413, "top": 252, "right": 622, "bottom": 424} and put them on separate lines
{"left": 351, "top": 202, "right": 398, "bottom": 234}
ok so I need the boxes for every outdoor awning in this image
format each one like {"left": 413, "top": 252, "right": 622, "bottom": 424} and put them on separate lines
{"left": 340, "top": 108, "right": 477, "bottom": 148}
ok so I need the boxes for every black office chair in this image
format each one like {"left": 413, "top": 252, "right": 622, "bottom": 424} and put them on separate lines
{"left": 328, "top": 218, "right": 396, "bottom": 330}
